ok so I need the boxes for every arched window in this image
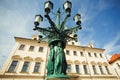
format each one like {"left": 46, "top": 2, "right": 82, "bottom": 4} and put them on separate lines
{"left": 8, "top": 60, "right": 18, "bottom": 72}
{"left": 35, "top": 57, "right": 43, "bottom": 62}
{"left": 67, "top": 60, "right": 73, "bottom": 64}
{"left": 33, "top": 57, "right": 43, "bottom": 73}
{"left": 21, "top": 61, "right": 30, "bottom": 72}
{"left": 74, "top": 60, "right": 80, "bottom": 65}
{"left": 91, "top": 61, "right": 97, "bottom": 74}
{"left": 33, "top": 62, "right": 41, "bottom": 73}
{"left": 67, "top": 60, "right": 73, "bottom": 73}
{"left": 24, "top": 56, "right": 33, "bottom": 61}
{"left": 97, "top": 62, "right": 104, "bottom": 74}
{"left": 74, "top": 60, "right": 80, "bottom": 74}
{"left": 12, "top": 55, "right": 22, "bottom": 60}
{"left": 82, "top": 61, "right": 88, "bottom": 74}
{"left": 67, "top": 64, "right": 71, "bottom": 73}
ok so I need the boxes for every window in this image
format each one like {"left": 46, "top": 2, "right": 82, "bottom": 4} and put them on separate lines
{"left": 21, "top": 61, "right": 30, "bottom": 72}
{"left": 29, "top": 46, "right": 34, "bottom": 51}
{"left": 66, "top": 50, "right": 69, "bottom": 55}
{"left": 105, "top": 66, "right": 110, "bottom": 74}
{"left": 80, "top": 52, "right": 84, "bottom": 56}
{"left": 8, "top": 60, "right": 18, "bottom": 72}
{"left": 88, "top": 52, "right": 91, "bottom": 57}
{"left": 83, "top": 65, "right": 88, "bottom": 74}
{"left": 92, "top": 65, "right": 97, "bottom": 74}
{"left": 99, "top": 66, "right": 104, "bottom": 74}
{"left": 75, "top": 65, "right": 80, "bottom": 73}
{"left": 100, "top": 54, "right": 103, "bottom": 58}
{"left": 116, "top": 63, "right": 120, "bottom": 68}
{"left": 18, "top": 44, "right": 25, "bottom": 50}
{"left": 38, "top": 47, "right": 43, "bottom": 52}
{"left": 72, "top": 42, "right": 74, "bottom": 45}
{"left": 67, "top": 64, "right": 71, "bottom": 73}
{"left": 33, "top": 62, "right": 41, "bottom": 73}
{"left": 73, "top": 51, "right": 77, "bottom": 56}
{"left": 94, "top": 53, "right": 97, "bottom": 57}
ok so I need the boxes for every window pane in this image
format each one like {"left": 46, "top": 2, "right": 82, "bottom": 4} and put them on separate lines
{"left": 72, "top": 42, "right": 74, "bottom": 45}
{"left": 39, "top": 47, "right": 43, "bottom": 52}
{"left": 99, "top": 66, "right": 104, "bottom": 74}
{"left": 105, "top": 66, "right": 110, "bottom": 74}
{"left": 73, "top": 51, "right": 77, "bottom": 56}
{"left": 80, "top": 52, "right": 84, "bottom": 56}
{"left": 100, "top": 54, "right": 102, "bottom": 58}
{"left": 8, "top": 61, "right": 18, "bottom": 72}
{"left": 67, "top": 64, "right": 71, "bottom": 73}
{"left": 83, "top": 65, "right": 88, "bottom": 74}
{"left": 94, "top": 53, "right": 97, "bottom": 57}
{"left": 92, "top": 65, "right": 97, "bottom": 74}
{"left": 75, "top": 65, "right": 80, "bottom": 73}
{"left": 66, "top": 50, "right": 69, "bottom": 55}
{"left": 116, "top": 63, "right": 120, "bottom": 68}
{"left": 18, "top": 44, "right": 25, "bottom": 50}
{"left": 21, "top": 61, "right": 30, "bottom": 72}
{"left": 29, "top": 46, "right": 34, "bottom": 51}
{"left": 34, "top": 62, "right": 41, "bottom": 72}
{"left": 88, "top": 52, "right": 91, "bottom": 57}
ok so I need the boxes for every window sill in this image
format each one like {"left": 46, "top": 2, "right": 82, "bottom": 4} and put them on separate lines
{"left": 18, "top": 49, "right": 24, "bottom": 51}
{"left": 5, "top": 71, "right": 16, "bottom": 73}
{"left": 108, "top": 73, "right": 112, "bottom": 75}
{"left": 84, "top": 73, "right": 90, "bottom": 75}
{"left": 101, "top": 73, "right": 106, "bottom": 75}
{"left": 32, "top": 72, "right": 41, "bottom": 74}
{"left": 20, "top": 72, "right": 29, "bottom": 74}
{"left": 76, "top": 73, "right": 82, "bottom": 75}
{"left": 94, "top": 73, "right": 99, "bottom": 75}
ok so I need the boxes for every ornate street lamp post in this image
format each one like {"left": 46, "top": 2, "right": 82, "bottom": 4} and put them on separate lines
{"left": 33, "top": 0, "right": 82, "bottom": 79}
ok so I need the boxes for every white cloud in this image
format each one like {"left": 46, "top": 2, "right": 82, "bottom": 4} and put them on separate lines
{"left": 78, "top": 26, "right": 95, "bottom": 46}
{"left": 103, "top": 33, "right": 120, "bottom": 54}
{"left": 77, "top": 0, "right": 114, "bottom": 24}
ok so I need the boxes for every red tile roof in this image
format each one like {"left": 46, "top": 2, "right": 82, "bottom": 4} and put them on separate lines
{"left": 109, "top": 54, "right": 120, "bottom": 64}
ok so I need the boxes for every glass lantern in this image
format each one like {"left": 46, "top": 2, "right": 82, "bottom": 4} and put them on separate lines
{"left": 34, "top": 15, "right": 43, "bottom": 26}
{"left": 63, "top": 1, "right": 72, "bottom": 16}
{"left": 73, "top": 14, "right": 81, "bottom": 25}
{"left": 44, "top": 1, "right": 53, "bottom": 15}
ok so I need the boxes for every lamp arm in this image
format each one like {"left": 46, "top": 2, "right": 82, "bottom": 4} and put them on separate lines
{"left": 45, "top": 15, "right": 59, "bottom": 33}
{"left": 34, "top": 27, "right": 54, "bottom": 35}
{"left": 64, "top": 25, "right": 81, "bottom": 35}
{"left": 60, "top": 15, "right": 69, "bottom": 31}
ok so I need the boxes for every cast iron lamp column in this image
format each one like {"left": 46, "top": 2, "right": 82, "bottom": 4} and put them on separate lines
{"left": 33, "top": 0, "right": 82, "bottom": 79}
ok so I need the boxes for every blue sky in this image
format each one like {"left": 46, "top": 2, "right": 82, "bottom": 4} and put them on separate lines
{"left": 0, "top": 0, "right": 120, "bottom": 70}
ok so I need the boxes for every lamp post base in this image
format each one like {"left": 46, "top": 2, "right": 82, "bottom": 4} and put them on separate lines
{"left": 46, "top": 74, "right": 69, "bottom": 80}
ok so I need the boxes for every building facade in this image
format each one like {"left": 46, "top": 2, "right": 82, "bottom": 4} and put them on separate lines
{"left": 0, "top": 37, "right": 118, "bottom": 80}
{"left": 109, "top": 54, "right": 120, "bottom": 79}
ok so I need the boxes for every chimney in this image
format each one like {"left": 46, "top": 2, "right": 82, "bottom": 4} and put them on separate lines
{"left": 32, "top": 35, "right": 39, "bottom": 40}
{"left": 88, "top": 43, "right": 94, "bottom": 48}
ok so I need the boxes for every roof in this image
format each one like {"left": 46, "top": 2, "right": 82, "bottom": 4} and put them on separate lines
{"left": 109, "top": 54, "right": 120, "bottom": 64}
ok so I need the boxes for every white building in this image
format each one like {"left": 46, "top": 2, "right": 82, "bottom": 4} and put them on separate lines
{"left": 109, "top": 54, "right": 120, "bottom": 79}
{"left": 0, "top": 36, "right": 118, "bottom": 80}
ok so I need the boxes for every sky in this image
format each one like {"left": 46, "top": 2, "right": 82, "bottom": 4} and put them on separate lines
{"left": 0, "top": 0, "right": 120, "bottom": 70}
